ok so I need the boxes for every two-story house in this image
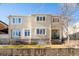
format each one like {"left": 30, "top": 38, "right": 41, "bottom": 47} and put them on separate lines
{"left": 8, "top": 14, "right": 64, "bottom": 44}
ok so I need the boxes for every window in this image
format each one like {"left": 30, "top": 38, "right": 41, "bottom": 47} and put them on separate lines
{"left": 40, "top": 17, "right": 42, "bottom": 21}
{"left": 18, "top": 18, "right": 21, "bottom": 23}
{"left": 36, "top": 28, "right": 46, "bottom": 35}
{"left": 43, "top": 29, "right": 45, "bottom": 34}
{"left": 16, "top": 31, "right": 21, "bottom": 36}
{"left": 11, "top": 29, "right": 21, "bottom": 38}
{"left": 25, "top": 30, "right": 30, "bottom": 36}
{"left": 13, "top": 18, "right": 15, "bottom": 23}
{"left": 43, "top": 16, "right": 45, "bottom": 21}
{"left": 53, "top": 18, "right": 59, "bottom": 22}
{"left": 37, "top": 16, "right": 39, "bottom": 21}
{"left": 37, "top": 16, "right": 45, "bottom": 21}
{"left": 12, "top": 17, "right": 22, "bottom": 24}
{"left": 37, "top": 29, "right": 39, "bottom": 34}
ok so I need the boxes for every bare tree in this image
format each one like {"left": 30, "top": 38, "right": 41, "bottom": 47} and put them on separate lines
{"left": 59, "top": 3, "right": 79, "bottom": 44}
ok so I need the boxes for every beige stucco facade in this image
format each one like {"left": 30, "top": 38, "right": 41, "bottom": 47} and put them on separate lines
{"left": 8, "top": 14, "right": 65, "bottom": 44}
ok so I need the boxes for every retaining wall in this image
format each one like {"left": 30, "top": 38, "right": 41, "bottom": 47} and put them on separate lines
{"left": 0, "top": 48, "right": 79, "bottom": 56}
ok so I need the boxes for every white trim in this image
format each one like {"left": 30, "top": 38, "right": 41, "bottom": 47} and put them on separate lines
{"left": 23, "top": 28, "right": 31, "bottom": 37}
{"left": 50, "top": 24, "right": 51, "bottom": 45}
{"left": 11, "top": 17, "right": 22, "bottom": 25}
{"left": 22, "top": 29, "right": 24, "bottom": 37}
{"left": 35, "top": 27, "right": 47, "bottom": 36}
{"left": 35, "top": 16, "right": 46, "bottom": 22}
{"left": 11, "top": 29, "right": 21, "bottom": 38}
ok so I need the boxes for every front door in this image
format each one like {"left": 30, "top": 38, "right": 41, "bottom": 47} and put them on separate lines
{"left": 51, "top": 30, "right": 60, "bottom": 39}
{"left": 51, "top": 30, "right": 60, "bottom": 44}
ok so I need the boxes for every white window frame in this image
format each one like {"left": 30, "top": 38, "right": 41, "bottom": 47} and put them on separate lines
{"left": 36, "top": 16, "right": 46, "bottom": 22}
{"left": 11, "top": 29, "right": 21, "bottom": 38}
{"left": 52, "top": 17, "right": 59, "bottom": 22}
{"left": 24, "top": 28, "right": 31, "bottom": 37}
{"left": 11, "top": 17, "right": 22, "bottom": 25}
{"left": 35, "top": 27, "right": 46, "bottom": 35}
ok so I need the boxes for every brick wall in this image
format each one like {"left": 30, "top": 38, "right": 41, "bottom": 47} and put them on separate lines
{"left": 0, "top": 48, "right": 79, "bottom": 56}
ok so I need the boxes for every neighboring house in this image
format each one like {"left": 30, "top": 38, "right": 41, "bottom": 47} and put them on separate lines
{"left": 0, "top": 21, "right": 8, "bottom": 34}
{"left": 8, "top": 14, "right": 65, "bottom": 44}
{"left": 69, "top": 32, "right": 79, "bottom": 40}
{"left": 69, "top": 21, "right": 79, "bottom": 40}
{"left": 0, "top": 21, "right": 9, "bottom": 44}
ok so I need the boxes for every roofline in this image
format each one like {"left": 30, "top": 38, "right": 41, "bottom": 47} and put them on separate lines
{"left": 8, "top": 15, "right": 30, "bottom": 17}
{"left": 0, "top": 20, "right": 8, "bottom": 26}
{"left": 8, "top": 13, "right": 62, "bottom": 17}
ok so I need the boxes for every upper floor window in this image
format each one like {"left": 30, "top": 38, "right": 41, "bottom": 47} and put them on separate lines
{"left": 13, "top": 18, "right": 15, "bottom": 23}
{"left": 12, "top": 17, "right": 22, "bottom": 24}
{"left": 43, "top": 17, "right": 45, "bottom": 21}
{"left": 18, "top": 18, "right": 21, "bottom": 23}
{"left": 36, "top": 28, "right": 46, "bottom": 35}
{"left": 37, "top": 16, "right": 45, "bottom": 21}
{"left": 53, "top": 18, "right": 59, "bottom": 22}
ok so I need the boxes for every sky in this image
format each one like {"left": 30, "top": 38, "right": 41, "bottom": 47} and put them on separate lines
{"left": 0, "top": 3, "right": 79, "bottom": 25}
